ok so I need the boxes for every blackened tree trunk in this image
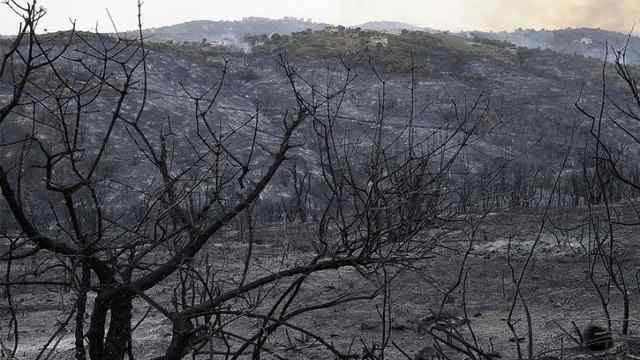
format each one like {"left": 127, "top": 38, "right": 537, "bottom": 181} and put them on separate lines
{"left": 88, "top": 293, "right": 133, "bottom": 360}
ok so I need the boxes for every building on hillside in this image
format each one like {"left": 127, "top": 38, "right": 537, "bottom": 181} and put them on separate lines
{"left": 369, "top": 35, "right": 389, "bottom": 47}
{"left": 325, "top": 25, "right": 339, "bottom": 32}
{"left": 206, "top": 40, "right": 224, "bottom": 47}
{"left": 576, "top": 37, "right": 593, "bottom": 45}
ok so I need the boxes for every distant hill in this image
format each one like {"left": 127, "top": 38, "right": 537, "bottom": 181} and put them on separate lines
{"left": 4, "top": 20, "right": 640, "bottom": 66}
{"left": 145, "top": 19, "right": 640, "bottom": 64}
{"left": 137, "top": 19, "right": 441, "bottom": 46}
{"left": 141, "top": 17, "right": 329, "bottom": 44}
{"left": 468, "top": 28, "right": 640, "bottom": 64}
{"left": 357, "top": 21, "right": 433, "bottom": 33}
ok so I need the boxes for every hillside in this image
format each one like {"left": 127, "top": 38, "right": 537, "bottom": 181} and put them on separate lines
{"left": 141, "top": 19, "right": 640, "bottom": 64}
{"left": 131, "top": 17, "right": 640, "bottom": 65}
{"left": 141, "top": 17, "right": 328, "bottom": 44}
{"left": 1, "top": 28, "right": 634, "bottom": 214}
{"left": 4, "top": 18, "right": 640, "bottom": 66}
{"left": 139, "top": 19, "right": 435, "bottom": 43}
{"left": 357, "top": 21, "right": 433, "bottom": 33}
{"left": 469, "top": 27, "right": 640, "bottom": 64}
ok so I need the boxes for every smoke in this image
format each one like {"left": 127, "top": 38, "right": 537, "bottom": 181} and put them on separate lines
{"left": 467, "top": 0, "right": 639, "bottom": 32}
{"left": 333, "top": 0, "right": 639, "bottom": 33}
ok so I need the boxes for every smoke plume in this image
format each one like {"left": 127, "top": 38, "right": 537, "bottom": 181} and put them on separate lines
{"left": 465, "top": 0, "right": 639, "bottom": 32}
{"left": 334, "top": 0, "right": 639, "bottom": 32}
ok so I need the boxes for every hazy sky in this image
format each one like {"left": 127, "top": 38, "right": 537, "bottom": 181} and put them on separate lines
{"left": 0, "top": 0, "right": 637, "bottom": 35}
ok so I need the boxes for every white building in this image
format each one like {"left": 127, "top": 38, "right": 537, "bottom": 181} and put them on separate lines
{"left": 369, "top": 36, "right": 389, "bottom": 47}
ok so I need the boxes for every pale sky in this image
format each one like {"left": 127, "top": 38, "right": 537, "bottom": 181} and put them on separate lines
{"left": 0, "top": 0, "right": 638, "bottom": 35}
